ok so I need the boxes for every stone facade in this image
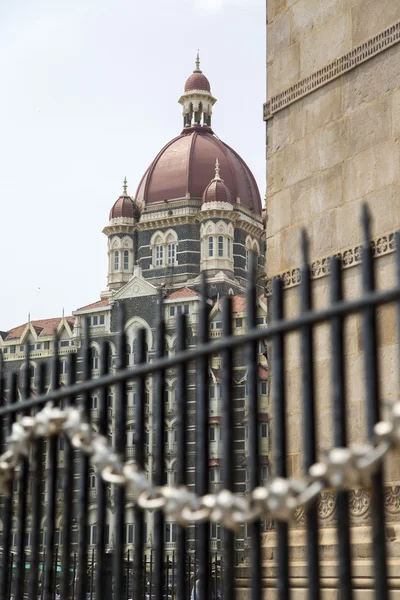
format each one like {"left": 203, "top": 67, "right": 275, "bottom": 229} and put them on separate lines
{"left": 256, "top": 0, "right": 400, "bottom": 596}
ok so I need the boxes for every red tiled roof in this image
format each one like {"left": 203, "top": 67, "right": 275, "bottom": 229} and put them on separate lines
{"left": 5, "top": 317, "right": 75, "bottom": 341}
{"left": 167, "top": 287, "right": 198, "bottom": 299}
{"left": 232, "top": 296, "right": 246, "bottom": 313}
{"left": 211, "top": 368, "right": 222, "bottom": 383}
{"left": 209, "top": 416, "right": 221, "bottom": 424}
{"left": 76, "top": 299, "right": 109, "bottom": 311}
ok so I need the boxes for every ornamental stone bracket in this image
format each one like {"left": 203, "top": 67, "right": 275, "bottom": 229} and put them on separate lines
{"left": 265, "top": 231, "right": 396, "bottom": 296}
{"left": 263, "top": 21, "right": 400, "bottom": 120}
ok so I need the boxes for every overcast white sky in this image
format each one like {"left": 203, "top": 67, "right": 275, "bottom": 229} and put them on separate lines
{"left": 0, "top": 0, "right": 265, "bottom": 331}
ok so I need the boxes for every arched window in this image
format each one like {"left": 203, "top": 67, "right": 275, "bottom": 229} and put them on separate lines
{"left": 167, "top": 242, "right": 176, "bottom": 265}
{"left": 123, "top": 250, "right": 129, "bottom": 271}
{"left": 227, "top": 238, "right": 231, "bottom": 258}
{"left": 218, "top": 235, "right": 224, "bottom": 257}
{"left": 126, "top": 424, "right": 135, "bottom": 446}
{"left": 208, "top": 236, "right": 214, "bottom": 257}
{"left": 90, "top": 347, "right": 99, "bottom": 371}
{"left": 245, "top": 249, "right": 250, "bottom": 270}
{"left": 126, "top": 343, "right": 131, "bottom": 367}
{"left": 114, "top": 251, "right": 119, "bottom": 271}
{"left": 155, "top": 244, "right": 163, "bottom": 266}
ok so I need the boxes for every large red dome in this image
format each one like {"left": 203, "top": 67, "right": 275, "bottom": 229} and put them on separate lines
{"left": 135, "top": 126, "right": 262, "bottom": 215}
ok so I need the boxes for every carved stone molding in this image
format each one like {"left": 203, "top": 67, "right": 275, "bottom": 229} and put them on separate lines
{"left": 265, "top": 231, "right": 396, "bottom": 296}
{"left": 264, "top": 22, "right": 400, "bottom": 120}
{"left": 384, "top": 486, "right": 400, "bottom": 515}
{"left": 349, "top": 490, "right": 371, "bottom": 519}
{"left": 317, "top": 492, "right": 336, "bottom": 521}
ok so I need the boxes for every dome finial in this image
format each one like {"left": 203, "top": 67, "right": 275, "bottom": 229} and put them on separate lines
{"left": 123, "top": 177, "right": 128, "bottom": 196}
{"left": 195, "top": 50, "right": 201, "bottom": 73}
{"left": 214, "top": 158, "right": 221, "bottom": 180}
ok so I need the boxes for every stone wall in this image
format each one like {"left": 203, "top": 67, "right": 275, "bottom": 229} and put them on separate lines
{"left": 260, "top": 0, "right": 400, "bottom": 595}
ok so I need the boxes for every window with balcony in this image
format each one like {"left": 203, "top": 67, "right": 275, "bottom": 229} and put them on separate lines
{"left": 126, "top": 424, "right": 135, "bottom": 446}
{"left": 209, "top": 467, "right": 220, "bottom": 482}
{"left": 210, "top": 522, "right": 221, "bottom": 540}
{"left": 125, "top": 523, "right": 135, "bottom": 544}
{"left": 165, "top": 522, "right": 177, "bottom": 543}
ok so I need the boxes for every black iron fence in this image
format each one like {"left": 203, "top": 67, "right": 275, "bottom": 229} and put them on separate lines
{"left": 0, "top": 206, "right": 399, "bottom": 599}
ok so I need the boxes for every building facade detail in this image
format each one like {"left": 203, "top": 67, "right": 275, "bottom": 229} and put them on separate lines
{"left": 264, "top": 21, "right": 400, "bottom": 120}
{"left": 0, "top": 58, "right": 266, "bottom": 564}
{"left": 265, "top": 230, "right": 396, "bottom": 296}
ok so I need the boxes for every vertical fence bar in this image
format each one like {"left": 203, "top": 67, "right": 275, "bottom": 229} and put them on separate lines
{"left": 61, "top": 353, "right": 77, "bottom": 600}
{"left": 0, "top": 372, "right": 16, "bottom": 600}
{"left": 95, "top": 342, "right": 110, "bottom": 600}
{"left": 196, "top": 273, "right": 210, "bottom": 600}
{"left": 77, "top": 319, "right": 91, "bottom": 600}
{"left": 361, "top": 206, "right": 389, "bottom": 599}
{"left": 330, "top": 257, "right": 353, "bottom": 599}
{"left": 300, "top": 231, "right": 321, "bottom": 600}
{"left": 134, "top": 329, "right": 147, "bottom": 600}
{"left": 0, "top": 354, "right": 5, "bottom": 598}
{"left": 271, "top": 276, "right": 290, "bottom": 599}
{"left": 176, "top": 312, "right": 188, "bottom": 600}
{"left": 246, "top": 253, "right": 262, "bottom": 600}
{"left": 44, "top": 334, "right": 60, "bottom": 600}
{"left": 15, "top": 350, "right": 30, "bottom": 600}
{"left": 113, "top": 306, "right": 127, "bottom": 600}
{"left": 72, "top": 552, "right": 76, "bottom": 600}
{"left": 154, "top": 291, "right": 166, "bottom": 600}
{"left": 221, "top": 296, "right": 235, "bottom": 600}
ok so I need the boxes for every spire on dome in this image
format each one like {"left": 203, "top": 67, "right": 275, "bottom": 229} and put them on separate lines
{"left": 195, "top": 50, "right": 201, "bottom": 73}
{"left": 123, "top": 177, "right": 128, "bottom": 196}
{"left": 214, "top": 158, "right": 221, "bottom": 180}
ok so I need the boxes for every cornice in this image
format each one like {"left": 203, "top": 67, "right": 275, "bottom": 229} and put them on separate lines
{"left": 266, "top": 231, "right": 396, "bottom": 296}
{"left": 264, "top": 21, "right": 400, "bottom": 121}
{"left": 103, "top": 224, "right": 136, "bottom": 236}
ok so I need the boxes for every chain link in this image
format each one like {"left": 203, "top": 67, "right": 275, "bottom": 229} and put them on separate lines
{"left": 0, "top": 400, "right": 399, "bottom": 529}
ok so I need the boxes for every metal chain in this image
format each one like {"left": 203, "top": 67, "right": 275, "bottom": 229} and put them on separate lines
{"left": 1, "top": 401, "right": 400, "bottom": 530}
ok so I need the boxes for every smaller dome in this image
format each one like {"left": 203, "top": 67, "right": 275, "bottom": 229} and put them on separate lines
{"left": 202, "top": 159, "right": 232, "bottom": 205}
{"left": 185, "top": 72, "right": 210, "bottom": 93}
{"left": 109, "top": 196, "right": 135, "bottom": 220}
{"left": 184, "top": 52, "right": 211, "bottom": 93}
{"left": 109, "top": 178, "right": 135, "bottom": 220}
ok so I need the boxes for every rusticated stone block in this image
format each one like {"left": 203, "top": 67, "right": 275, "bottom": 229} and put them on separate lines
{"left": 352, "top": 0, "right": 400, "bottom": 46}
{"left": 300, "top": 12, "right": 352, "bottom": 79}
{"left": 343, "top": 140, "right": 400, "bottom": 203}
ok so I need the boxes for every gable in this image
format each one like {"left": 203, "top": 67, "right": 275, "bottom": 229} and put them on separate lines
{"left": 112, "top": 275, "right": 158, "bottom": 300}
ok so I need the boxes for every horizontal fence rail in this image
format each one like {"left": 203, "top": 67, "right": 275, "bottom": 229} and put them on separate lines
{"left": 0, "top": 207, "right": 398, "bottom": 599}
